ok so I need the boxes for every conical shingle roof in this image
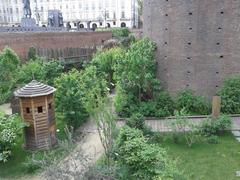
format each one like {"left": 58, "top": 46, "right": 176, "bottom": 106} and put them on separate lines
{"left": 14, "top": 80, "right": 56, "bottom": 98}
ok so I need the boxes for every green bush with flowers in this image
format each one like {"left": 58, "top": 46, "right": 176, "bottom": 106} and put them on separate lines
{"left": 0, "top": 113, "right": 26, "bottom": 163}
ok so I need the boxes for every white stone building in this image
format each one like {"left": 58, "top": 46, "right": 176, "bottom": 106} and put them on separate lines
{"left": 0, "top": 0, "right": 139, "bottom": 28}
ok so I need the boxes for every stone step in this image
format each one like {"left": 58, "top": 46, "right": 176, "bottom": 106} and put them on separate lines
{"left": 236, "top": 137, "right": 240, "bottom": 143}
{"left": 232, "top": 131, "right": 240, "bottom": 137}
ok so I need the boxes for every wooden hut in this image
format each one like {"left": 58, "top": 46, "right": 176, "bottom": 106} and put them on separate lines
{"left": 14, "top": 80, "right": 57, "bottom": 150}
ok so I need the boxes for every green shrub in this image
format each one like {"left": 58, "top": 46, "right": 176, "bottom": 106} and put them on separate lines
{"left": 139, "top": 101, "right": 157, "bottom": 117}
{"left": 96, "top": 28, "right": 130, "bottom": 39}
{"left": 119, "top": 34, "right": 136, "bottom": 49}
{"left": 111, "top": 28, "right": 130, "bottom": 39}
{"left": 199, "top": 119, "right": 216, "bottom": 137}
{"left": 176, "top": 90, "right": 211, "bottom": 115}
{"left": 0, "top": 48, "right": 20, "bottom": 104}
{"left": 206, "top": 135, "right": 219, "bottom": 144}
{"left": 114, "top": 85, "right": 139, "bottom": 117}
{"left": 213, "top": 115, "right": 232, "bottom": 134}
{"left": 200, "top": 115, "right": 232, "bottom": 137}
{"left": 0, "top": 113, "right": 26, "bottom": 162}
{"left": 154, "top": 91, "right": 175, "bottom": 117}
{"left": 126, "top": 113, "right": 145, "bottom": 130}
{"left": 170, "top": 109, "right": 202, "bottom": 147}
{"left": 218, "top": 76, "right": 240, "bottom": 114}
{"left": 114, "top": 126, "right": 183, "bottom": 179}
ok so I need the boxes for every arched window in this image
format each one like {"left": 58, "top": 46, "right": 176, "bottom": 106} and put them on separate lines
{"left": 121, "top": 22, "right": 126, "bottom": 27}
{"left": 92, "top": 23, "right": 97, "bottom": 29}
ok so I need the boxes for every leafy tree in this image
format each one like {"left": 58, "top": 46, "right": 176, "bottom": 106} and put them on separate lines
{"left": 114, "top": 38, "right": 160, "bottom": 117}
{"left": 114, "top": 126, "right": 183, "bottom": 179}
{"left": 18, "top": 59, "right": 64, "bottom": 86}
{"left": 91, "top": 48, "right": 124, "bottom": 89}
{"left": 17, "top": 59, "right": 45, "bottom": 85}
{"left": 27, "top": 46, "right": 37, "bottom": 60}
{"left": 218, "top": 76, "right": 240, "bottom": 114}
{"left": 54, "top": 69, "right": 88, "bottom": 129}
{"left": 43, "top": 60, "right": 64, "bottom": 86}
{"left": 114, "top": 38, "right": 158, "bottom": 100}
{"left": 0, "top": 112, "right": 26, "bottom": 162}
{"left": 55, "top": 66, "right": 108, "bottom": 130}
{"left": 0, "top": 48, "right": 20, "bottom": 104}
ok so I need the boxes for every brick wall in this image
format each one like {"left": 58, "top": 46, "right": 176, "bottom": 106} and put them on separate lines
{"left": 143, "top": 0, "right": 240, "bottom": 99}
{"left": 0, "top": 31, "right": 112, "bottom": 60}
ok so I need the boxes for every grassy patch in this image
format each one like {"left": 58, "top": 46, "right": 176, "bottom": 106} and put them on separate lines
{"left": 0, "top": 139, "right": 29, "bottom": 178}
{"left": 154, "top": 133, "right": 240, "bottom": 180}
{"left": 0, "top": 118, "right": 68, "bottom": 179}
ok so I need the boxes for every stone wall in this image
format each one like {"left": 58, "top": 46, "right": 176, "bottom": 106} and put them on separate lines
{"left": 143, "top": 0, "right": 240, "bottom": 98}
{"left": 0, "top": 31, "right": 112, "bottom": 60}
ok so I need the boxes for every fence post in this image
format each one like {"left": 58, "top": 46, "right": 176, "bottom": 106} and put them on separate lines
{"left": 212, "top": 96, "right": 221, "bottom": 118}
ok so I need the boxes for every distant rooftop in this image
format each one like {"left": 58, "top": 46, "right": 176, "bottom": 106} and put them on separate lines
{"left": 14, "top": 80, "right": 56, "bottom": 98}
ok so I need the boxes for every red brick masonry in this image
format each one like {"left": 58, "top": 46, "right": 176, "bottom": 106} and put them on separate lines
{"left": 0, "top": 31, "right": 112, "bottom": 59}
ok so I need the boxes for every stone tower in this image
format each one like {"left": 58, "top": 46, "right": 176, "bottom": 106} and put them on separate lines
{"left": 143, "top": 0, "right": 240, "bottom": 98}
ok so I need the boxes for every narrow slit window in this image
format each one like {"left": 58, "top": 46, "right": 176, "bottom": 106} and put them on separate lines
{"left": 26, "top": 107, "right": 30, "bottom": 114}
{"left": 48, "top": 103, "right": 52, "bottom": 110}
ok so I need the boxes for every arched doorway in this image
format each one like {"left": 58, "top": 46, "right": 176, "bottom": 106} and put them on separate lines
{"left": 107, "top": 23, "right": 111, "bottom": 28}
{"left": 92, "top": 23, "right": 97, "bottom": 29}
{"left": 121, "top": 22, "right": 126, "bottom": 27}
{"left": 80, "top": 24, "right": 84, "bottom": 28}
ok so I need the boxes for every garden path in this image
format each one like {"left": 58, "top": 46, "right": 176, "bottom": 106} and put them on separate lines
{"left": 16, "top": 120, "right": 103, "bottom": 180}
{"left": 118, "top": 116, "right": 240, "bottom": 132}
{"left": 0, "top": 103, "right": 12, "bottom": 115}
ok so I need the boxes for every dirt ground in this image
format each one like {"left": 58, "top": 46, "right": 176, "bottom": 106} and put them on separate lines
{"left": 17, "top": 120, "right": 103, "bottom": 180}
{"left": 0, "top": 103, "right": 12, "bottom": 115}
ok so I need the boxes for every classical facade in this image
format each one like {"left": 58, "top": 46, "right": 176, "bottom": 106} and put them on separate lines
{"left": 144, "top": 0, "right": 240, "bottom": 99}
{"left": 0, "top": 0, "right": 139, "bottom": 28}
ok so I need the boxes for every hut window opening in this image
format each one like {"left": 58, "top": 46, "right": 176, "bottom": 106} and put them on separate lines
{"left": 37, "top": 106, "right": 43, "bottom": 113}
{"left": 48, "top": 103, "right": 52, "bottom": 110}
{"left": 26, "top": 107, "right": 31, "bottom": 114}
